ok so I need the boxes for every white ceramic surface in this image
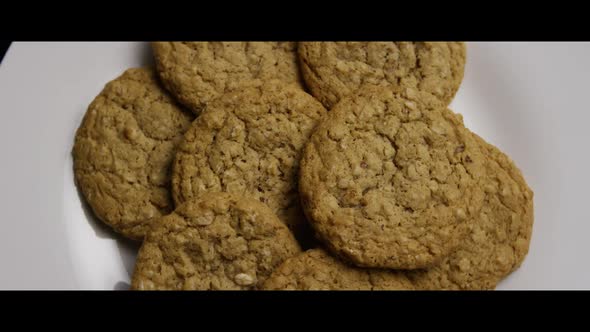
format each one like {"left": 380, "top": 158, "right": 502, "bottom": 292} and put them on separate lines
{"left": 0, "top": 42, "right": 588, "bottom": 289}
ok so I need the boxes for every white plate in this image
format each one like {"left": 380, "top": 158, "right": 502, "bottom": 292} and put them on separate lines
{"left": 0, "top": 42, "right": 588, "bottom": 290}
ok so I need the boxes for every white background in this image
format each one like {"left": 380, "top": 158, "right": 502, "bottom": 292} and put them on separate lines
{"left": 0, "top": 42, "right": 588, "bottom": 289}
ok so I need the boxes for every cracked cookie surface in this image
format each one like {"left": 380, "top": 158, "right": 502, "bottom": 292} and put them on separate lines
{"left": 262, "top": 248, "right": 413, "bottom": 290}
{"left": 152, "top": 42, "right": 304, "bottom": 114}
{"left": 299, "top": 85, "right": 485, "bottom": 269}
{"left": 73, "top": 68, "right": 194, "bottom": 240}
{"left": 298, "top": 42, "right": 465, "bottom": 109}
{"left": 406, "top": 133, "right": 534, "bottom": 289}
{"left": 172, "top": 81, "right": 326, "bottom": 245}
{"left": 131, "top": 192, "right": 301, "bottom": 290}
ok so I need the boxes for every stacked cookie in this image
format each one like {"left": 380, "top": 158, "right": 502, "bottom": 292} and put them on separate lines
{"left": 72, "top": 42, "right": 534, "bottom": 290}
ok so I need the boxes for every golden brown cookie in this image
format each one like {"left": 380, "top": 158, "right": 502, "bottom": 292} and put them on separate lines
{"left": 406, "top": 133, "right": 534, "bottom": 290}
{"left": 299, "top": 85, "right": 486, "bottom": 269}
{"left": 131, "top": 192, "right": 302, "bottom": 290}
{"left": 171, "top": 80, "right": 327, "bottom": 246}
{"left": 73, "top": 68, "right": 194, "bottom": 240}
{"left": 152, "top": 42, "right": 304, "bottom": 114}
{"left": 262, "top": 248, "right": 414, "bottom": 290}
{"left": 298, "top": 42, "right": 466, "bottom": 109}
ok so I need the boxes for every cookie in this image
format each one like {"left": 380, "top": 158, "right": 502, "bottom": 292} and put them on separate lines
{"left": 406, "top": 133, "right": 534, "bottom": 290}
{"left": 262, "top": 248, "right": 413, "bottom": 290}
{"left": 299, "top": 85, "right": 486, "bottom": 269}
{"left": 131, "top": 192, "right": 301, "bottom": 290}
{"left": 73, "top": 68, "right": 194, "bottom": 240}
{"left": 152, "top": 42, "right": 304, "bottom": 115}
{"left": 298, "top": 42, "right": 466, "bottom": 109}
{"left": 172, "top": 80, "right": 327, "bottom": 246}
